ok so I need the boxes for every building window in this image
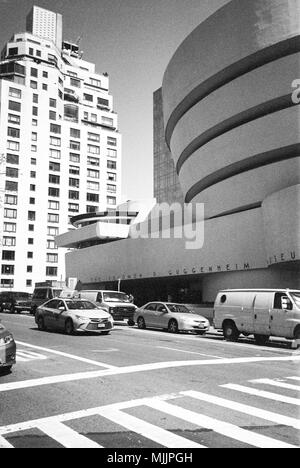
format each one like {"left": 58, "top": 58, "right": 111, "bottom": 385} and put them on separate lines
{"left": 6, "top": 167, "right": 18, "bottom": 178}
{"left": 83, "top": 93, "right": 93, "bottom": 102}
{"left": 97, "top": 97, "right": 109, "bottom": 108}
{"left": 32, "top": 119, "right": 38, "bottom": 126}
{"left": 27, "top": 252, "right": 33, "bottom": 259}
{"left": 46, "top": 253, "right": 58, "bottom": 263}
{"left": 2, "top": 250, "right": 15, "bottom": 261}
{"left": 4, "top": 208, "right": 17, "bottom": 219}
{"left": 28, "top": 238, "right": 34, "bottom": 245}
{"left": 69, "top": 178, "right": 79, "bottom": 188}
{"left": 48, "top": 214, "right": 59, "bottom": 223}
{"left": 30, "top": 68, "right": 38, "bottom": 78}
{"left": 102, "top": 116, "right": 114, "bottom": 127}
{"left": 31, "top": 158, "right": 36, "bottom": 165}
{"left": 30, "top": 171, "right": 36, "bottom": 178}
{"left": 30, "top": 81, "right": 38, "bottom": 89}
{"left": 48, "top": 201, "right": 60, "bottom": 210}
{"left": 49, "top": 174, "right": 60, "bottom": 184}
{"left": 28, "top": 224, "right": 34, "bottom": 232}
{"left": 7, "top": 140, "right": 19, "bottom": 151}
{"left": 64, "top": 104, "right": 79, "bottom": 122}
{"left": 87, "top": 181, "right": 99, "bottom": 191}
{"left": 49, "top": 110, "right": 56, "bottom": 121}
{"left": 29, "top": 47, "right": 34, "bottom": 55}
{"left": 5, "top": 181, "right": 18, "bottom": 192}
{"left": 32, "top": 106, "right": 38, "bottom": 116}
{"left": 47, "top": 227, "right": 59, "bottom": 236}
{"left": 43, "top": 84, "right": 48, "bottom": 91}
{"left": 50, "top": 136, "right": 61, "bottom": 147}
{"left": 8, "top": 101, "right": 21, "bottom": 112}
{"left": 29, "top": 198, "right": 35, "bottom": 204}
{"left": 49, "top": 161, "right": 60, "bottom": 172}
{"left": 46, "top": 267, "right": 57, "bottom": 276}
{"left": 87, "top": 169, "right": 99, "bottom": 179}
{"left": 70, "top": 140, "right": 80, "bottom": 151}
{"left": 69, "top": 165, "right": 80, "bottom": 176}
{"left": 9, "top": 87, "right": 21, "bottom": 99}
{"left": 68, "top": 203, "right": 79, "bottom": 212}
{"left": 89, "top": 78, "right": 101, "bottom": 88}
{"left": 1, "top": 279, "right": 14, "bottom": 288}
{"left": 31, "top": 145, "right": 37, "bottom": 152}
{"left": 8, "top": 114, "right": 20, "bottom": 125}
{"left": 48, "top": 187, "right": 60, "bottom": 197}
{"left": 33, "top": 94, "right": 38, "bottom": 103}
{"left": 49, "top": 149, "right": 61, "bottom": 159}
{"left": 1, "top": 265, "right": 14, "bottom": 275}
{"left": 4, "top": 194, "right": 17, "bottom": 205}
{"left": 86, "top": 205, "right": 98, "bottom": 213}
{"left": 3, "top": 223, "right": 16, "bottom": 233}
{"left": 107, "top": 137, "right": 117, "bottom": 146}
{"left": 70, "top": 78, "right": 81, "bottom": 88}
{"left": 2, "top": 237, "right": 16, "bottom": 247}
{"left": 107, "top": 184, "right": 116, "bottom": 193}
{"left": 43, "top": 71, "right": 48, "bottom": 78}
{"left": 87, "top": 156, "right": 100, "bottom": 166}
{"left": 26, "top": 279, "right": 32, "bottom": 287}
{"left": 50, "top": 124, "right": 61, "bottom": 134}
{"left": 88, "top": 132, "right": 100, "bottom": 142}
{"left": 36, "top": 50, "right": 41, "bottom": 57}
{"left": 31, "top": 132, "right": 37, "bottom": 141}
{"left": 69, "top": 153, "right": 80, "bottom": 163}
{"left": 107, "top": 196, "right": 116, "bottom": 206}
{"left": 28, "top": 211, "right": 36, "bottom": 221}
{"left": 69, "top": 190, "right": 79, "bottom": 200}
{"left": 107, "top": 172, "right": 116, "bottom": 182}
{"left": 49, "top": 98, "right": 57, "bottom": 108}
{"left": 47, "top": 240, "right": 57, "bottom": 249}
{"left": 70, "top": 128, "right": 80, "bottom": 138}
{"left": 30, "top": 184, "right": 36, "bottom": 191}
{"left": 87, "top": 144, "right": 100, "bottom": 154}
{"left": 87, "top": 193, "right": 99, "bottom": 203}
{"left": 107, "top": 160, "right": 117, "bottom": 170}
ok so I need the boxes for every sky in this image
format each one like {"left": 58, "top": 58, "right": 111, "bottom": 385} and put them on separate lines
{"left": 0, "top": 0, "right": 229, "bottom": 201}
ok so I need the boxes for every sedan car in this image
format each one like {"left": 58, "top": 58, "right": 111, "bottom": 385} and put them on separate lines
{"left": 0, "top": 322, "right": 16, "bottom": 373}
{"left": 134, "top": 302, "right": 210, "bottom": 334}
{"left": 35, "top": 298, "right": 114, "bottom": 335}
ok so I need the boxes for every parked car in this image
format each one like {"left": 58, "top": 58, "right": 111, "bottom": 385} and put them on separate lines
{"left": 35, "top": 298, "right": 114, "bottom": 335}
{"left": 134, "top": 302, "right": 210, "bottom": 334}
{"left": 0, "top": 322, "right": 16, "bottom": 373}
{"left": 79, "top": 290, "right": 137, "bottom": 325}
{"left": 0, "top": 291, "right": 32, "bottom": 314}
{"left": 30, "top": 282, "right": 64, "bottom": 315}
{"left": 213, "top": 289, "right": 300, "bottom": 345}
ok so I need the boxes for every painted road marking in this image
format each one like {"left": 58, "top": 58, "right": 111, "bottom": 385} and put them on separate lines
{"left": 15, "top": 341, "right": 116, "bottom": 369}
{"left": 182, "top": 390, "right": 300, "bottom": 430}
{"left": 251, "top": 378, "right": 300, "bottom": 392}
{"left": 156, "top": 346, "right": 223, "bottom": 359}
{"left": 222, "top": 384, "right": 300, "bottom": 406}
{"left": 98, "top": 407, "right": 203, "bottom": 448}
{"left": 145, "top": 399, "right": 296, "bottom": 449}
{"left": 16, "top": 350, "right": 47, "bottom": 362}
{"left": 0, "top": 387, "right": 298, "bottom": 449}
{"left": 1, "top": 354, "right": 300, "bottom": 393}
{"left": 37, "top": 421, "right": 101, "bottom": 448}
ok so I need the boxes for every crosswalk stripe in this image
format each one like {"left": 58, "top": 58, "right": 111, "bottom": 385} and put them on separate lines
{"left": 251, "top": 378, "right": 300, "bottom": 391}
{"left": 145, "top": 400, "right": 297, "bottom": 448}
{"left": 97, "top": 407, "right": 204, "bottom": 448}
{"left": 287, "top": 376, "right": 300, "bottom": 381}
{"left": 0, "top": 435, "right": 13, "bottom": 448}
{"left": 181, "top": 390, "right": 300, "bottom": 430}
{"left": 17, "top": 350, "right": 47, "bottom": 361}
{"left": 222, "top": 384, "right": 300, "bottom": 406}
{"left": 37, "top": 421, "right": 102, "bottom": 448}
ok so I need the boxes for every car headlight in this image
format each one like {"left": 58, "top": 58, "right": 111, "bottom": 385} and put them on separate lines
{"left": 0, "top": 335, "right": 14, "bottom": 346}
{"left": 75, "top": 315, "right": 89, "bottom": 322}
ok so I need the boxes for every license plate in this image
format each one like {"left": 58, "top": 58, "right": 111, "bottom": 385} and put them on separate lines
{"left": 97, "top": 324, "right": 105, "bottom": 328}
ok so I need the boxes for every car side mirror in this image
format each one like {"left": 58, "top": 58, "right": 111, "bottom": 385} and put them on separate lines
{"left": 58, "top": 306, "right": 66, "bottom": 312}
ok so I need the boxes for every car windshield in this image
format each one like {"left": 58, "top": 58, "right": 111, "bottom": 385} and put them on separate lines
{"left": 65, "top": 300, "right": 98, "bottom": 310}
{"left": 290, "top": 292, "right": 300, "bottom": 307}
{"left": 167, "top": 304, "right": 192, "bottom": 314}
{"left": 103, "top": 292, "right": 130, "bottom": 303}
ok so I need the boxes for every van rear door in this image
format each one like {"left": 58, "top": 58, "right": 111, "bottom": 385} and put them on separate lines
{"left": 253, "top": 292, "right": 271, "bottom": 336}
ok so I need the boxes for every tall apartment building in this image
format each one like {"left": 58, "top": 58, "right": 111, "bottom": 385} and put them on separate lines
{"left": 0, "top": 6, "right": 122, "bottom": 291}
{"left": 153, "top": 88, "right": 184, "bottom": 205}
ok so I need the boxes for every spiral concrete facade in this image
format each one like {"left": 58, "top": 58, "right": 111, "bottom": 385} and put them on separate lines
{"left": 162, "top": 0, "right": 300, "bottom": 217}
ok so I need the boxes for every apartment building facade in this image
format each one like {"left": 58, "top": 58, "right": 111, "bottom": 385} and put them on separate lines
{"left": 0, "top": 7, "right": 121, "bottom": 291}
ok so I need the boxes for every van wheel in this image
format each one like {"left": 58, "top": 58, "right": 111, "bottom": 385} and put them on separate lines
{"left": 127, "top": 319, "right": 135, "bottom": 326}
{"left": 294, "top": 328, "right": 300, "bottom": 340}
{"left": 223, "top": 321, "right": 239, "bottom": 342}
{"left": 254, "top": 334, "right": 269, "bottom": 346}
{"left": 65, "top": 319, "right": 74, "bottom": 335}
{"left": 37, "top": 317, "right": 46, "bottom": 331}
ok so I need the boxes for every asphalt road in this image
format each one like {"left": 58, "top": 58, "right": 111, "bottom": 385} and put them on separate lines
{"left": 0, "top": 312, "right": 299, "bottom": 449}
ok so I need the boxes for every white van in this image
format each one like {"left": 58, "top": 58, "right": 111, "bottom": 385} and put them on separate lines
{"left": 213, "top": 289, "right": 300, "bottom": 345}
{"left": 79, "top": 290, "right": 137, "bottom": 325}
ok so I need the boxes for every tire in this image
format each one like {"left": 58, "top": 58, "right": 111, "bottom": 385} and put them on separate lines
{"left": 294, "top": 328, "right": 300, "bottom": 340}
{"left": 30, "top": 306, "right": 37, "bottom": 316}
{"left": 127, "top": 319, "right": 135, "bottom": 326}
{"left": 254, "top": 334, "right": 269, "bottom": 346}
{"left": 65, "top": 319, "right": 74, "bottom": 335}
{"left": 137, "top": 317, "right": 146, "bottom": 329}
{"left": 37, "top": 316, "right": 46, "bottom": 331}
{"left": 0, "top": 365, "right": 12, "bottom": 375}
{"left": 9, "top": 304, "right": 15, "bottom": 314}
{"left": 168, "top": 319, "right": 179, "bottom": 334}
{"left": 223, "top": 321, "right": 240, "bottom": 342}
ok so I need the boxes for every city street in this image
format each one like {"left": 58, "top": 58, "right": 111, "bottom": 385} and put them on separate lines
{"left": 0, "top": 312, "right": 299, "bottom": 449}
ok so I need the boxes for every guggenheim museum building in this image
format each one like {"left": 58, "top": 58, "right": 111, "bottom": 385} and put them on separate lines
{"left": 57, "top": 0, "right": 300, "bottom": 305}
